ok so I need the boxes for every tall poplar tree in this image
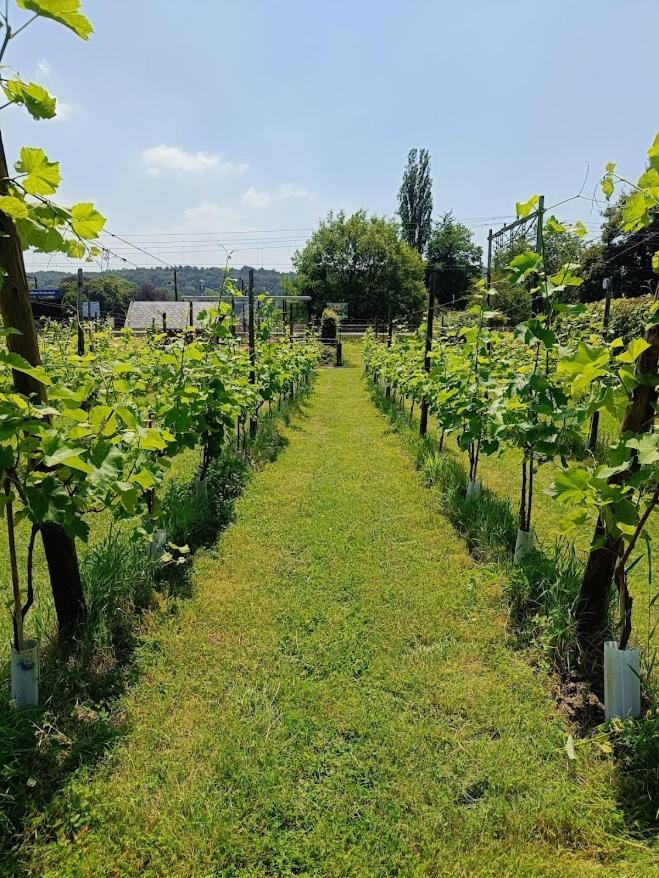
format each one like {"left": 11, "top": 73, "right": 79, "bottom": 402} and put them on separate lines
{"left": 398, "top": 148, "right": 433, "bottom": 255}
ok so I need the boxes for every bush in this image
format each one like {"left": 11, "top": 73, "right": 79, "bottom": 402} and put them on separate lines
{"left": 320, "top": 308, "right": 339, "bottom": 340}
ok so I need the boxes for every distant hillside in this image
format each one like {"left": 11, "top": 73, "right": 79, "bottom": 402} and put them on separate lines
{"left": 30, "top": 265, "right": 293, "bottom": 297}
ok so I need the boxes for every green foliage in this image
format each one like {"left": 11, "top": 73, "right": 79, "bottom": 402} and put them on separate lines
{"left": 291, "top": 209, "right": 426, "bottom": 323}
{"left": 320, "top": 308, "right": 339, "bottom": 340}
{"left": 397, "top": 147, "right": 433, "bottom": 254}
{"left": 426, "top": 212, "right": 482, "bottom": 308}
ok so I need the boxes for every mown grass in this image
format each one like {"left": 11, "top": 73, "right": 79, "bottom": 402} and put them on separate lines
{"left": 7, "top": 346, "right": 657, "bottom": 876}
{"left": 0, "top": 391, "right": 310, "bottom": 869}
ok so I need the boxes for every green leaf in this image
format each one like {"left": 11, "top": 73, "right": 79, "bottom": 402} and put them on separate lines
{"left": 0, "top": 350, "right": 51, "bottom": 385}
{"left": 605, "top": 161, "right": 617, "bottom": 174}
{"left": 601, "top": 176, "right": 614, "bottom": 200}
{"left": 69, "top": 202, "right": 106, "bottom": 239}
{"left": 14, "top": 147, "right": 61, "bottom": 196}
{"left": 508, "top": 251, "right": 542, "bottom": 285}
{"left": 43, "top": 443, "right": 88, "bottom": 468}
{"left": 626, "top": 435, "right": 659, "bottom": 466}
{"left": 622, "top": 191, "right": 650, "bottom": 232}
{"left": 616, "top": 338, "right": 650, "bottom": 364}
{"left": 17, "top": 0, "right": 93, "bottom": 39}
{"left": 551, "top": 468, "right": 591, "bottom": 503}
{"left": 516, "top": 195, "right": 539, "bottom": 219}
{"left": 0, "top": 195, "right": 28, "bottom": 219}
{"left": 652, "top": 251, "right": 659, "bottom": 274}
{"left": 2, "top": 79, "right": 56, "bottom": 119}
{"left": 648, "top": 133, "right": 659, "bottom": 172}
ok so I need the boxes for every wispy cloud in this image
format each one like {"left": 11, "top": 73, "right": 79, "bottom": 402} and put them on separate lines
{"left": 279, "top": 184, "right": 313, "bottom": 200}
{"left": 142, "top": 144, "right": 248, "bottom": 176}
{"left": 241, "top": 187, "right": 272, "bottom": 208}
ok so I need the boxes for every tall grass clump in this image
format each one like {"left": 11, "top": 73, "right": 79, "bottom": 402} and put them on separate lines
{"left": 79, "top": 529, "right": 157, "bottom": 660}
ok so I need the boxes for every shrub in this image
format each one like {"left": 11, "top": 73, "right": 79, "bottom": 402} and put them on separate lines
{"left": 320, "top": 308, "right": 339, "bottom": 340}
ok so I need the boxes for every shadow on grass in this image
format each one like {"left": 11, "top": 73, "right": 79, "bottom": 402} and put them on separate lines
{"left": 0, "top": 385, "right": 313, "bottom": 870}
{"left": 368, "top": 378, "right": 659, "bottom": 839}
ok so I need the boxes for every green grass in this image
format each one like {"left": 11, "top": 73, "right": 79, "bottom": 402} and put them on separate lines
{"left": 6, "top": 345, "right": 657, "bottom": 876}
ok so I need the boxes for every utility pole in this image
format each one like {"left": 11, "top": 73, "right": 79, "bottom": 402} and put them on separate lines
{"left": 248, "top": 268, "right": 257, "bottom": 439}
{"left": 419, "top": 271, "right": 436, "bottom": 437}
{"left": 76, "top": 268, "right": 85, "bottom": 356}
{"left": 587, "top": 277, "right": 613, "bottom": 450}
{"left": 173, "top": 268, "right": 178, "bottom": 302}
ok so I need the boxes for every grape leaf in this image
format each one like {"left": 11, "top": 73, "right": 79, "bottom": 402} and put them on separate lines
{"left": 17, "top": 0, "right": 93, "bottom": 39}
{"left": 3, "top": 79, "right": 56, "bottom": 119}
{"left": 14, "top": 147, "right": 61, "bottom": 196}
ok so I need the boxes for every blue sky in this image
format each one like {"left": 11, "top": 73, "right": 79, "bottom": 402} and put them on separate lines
{"left": 6, "top": 0, "right": 658, "bottom": 273}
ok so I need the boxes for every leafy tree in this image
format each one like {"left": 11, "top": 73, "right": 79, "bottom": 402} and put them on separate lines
{"left": 427, "top": 212, "right": 482, "bottom": 308}
{"left": 291, "top": 210, "right": 426, "bottom": 323}
{"left": 60, "top": 274, "right": 137, "bottom": 317}
{"left": 398, "top": 148, "right": 433, "bottom": 255}
{"left": 580, "top": 197, "right": 659, "bottom": 301}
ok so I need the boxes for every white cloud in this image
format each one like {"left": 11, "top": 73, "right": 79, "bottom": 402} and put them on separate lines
{"left": 241, "top": 187, "right": 272, "bottom": 208}
{"left": 142, "top": 144, "right": 248, "bottom": 176}
{"left": 36, "top": 58, "right": 51, "bottom": 78}
{"left": 175, "top": 201, "right": 248, "bottom": 234}
{"left": 279, "top": 184, "right": 312, "bottom": 200}
{"left": 53, "top": 100, "right": 74, "bottom": 121}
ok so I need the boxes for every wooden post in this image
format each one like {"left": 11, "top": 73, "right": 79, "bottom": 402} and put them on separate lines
{"left": 173, "top": 268, "right": 178, "bottom": 302}
{"left": 248, "top": 268, "right": 257, "bottom": 439}
{"left": 531, "top": 196, "right": 545, "bottom": 317}
{"left": 162, "top": 311, "right": 167, "bottom": 331}
{"left": 189, "top": 300, "right": 194, "bottom": 329}
{"left": 289, "top": 300, "right": 294, "bottom": 346}
{"left": 0, "top": 131, "right": 86, "bottom": 643}
{"left": 419, "top": 271, "right": 436, "bottom": 437}
{"left": 76, "top": 268, "right": 85, "bottom": 356}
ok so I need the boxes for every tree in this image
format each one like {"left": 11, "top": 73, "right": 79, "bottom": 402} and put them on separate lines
{"left": 398, "top": 148, "right": 433, "bottom": 255}
{"left": 60, "top": 274, "right": 137, "bottom": 317}
{"left": 580, "top": 197, "right": 659, "bottom": 301}
{"left": 291, "top": 210, "right": 426, "bottom": 323}
{"left": 427, "top": 212, "right": 482, "bottom": 308}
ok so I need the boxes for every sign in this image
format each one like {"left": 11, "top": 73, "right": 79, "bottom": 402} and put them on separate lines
{"left": 30, "top": 288, "right": 63, "bottom": 302}
{"left": 82, "top": 301, "right": 101, "bottom": 319}
{"left": 327, "top": 302, "right": 348, "bottom": 318}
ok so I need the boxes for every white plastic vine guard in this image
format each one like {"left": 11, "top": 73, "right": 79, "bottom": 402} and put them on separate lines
{"left": 466, "top": 479, "right": 481, "bottom": 499}
{"left": 514, "top": 528, "right": 534, "bottom": 564}
{"left": 150, "top": 528, "right": 168, "bottom": 561}
{"left": 11, "top": 638, "right": 40, "bottom": 709}
{"left": 604, "top": 641, "right": 641, "bottom": 720}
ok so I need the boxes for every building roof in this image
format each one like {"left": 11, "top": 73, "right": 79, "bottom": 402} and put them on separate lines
{"left": 124, "top": 300, "right": 216, "bottom": 330}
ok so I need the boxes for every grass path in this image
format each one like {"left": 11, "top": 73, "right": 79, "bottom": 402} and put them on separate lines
{"left": 15, "top": 352, "right": 657, "bottom": 877}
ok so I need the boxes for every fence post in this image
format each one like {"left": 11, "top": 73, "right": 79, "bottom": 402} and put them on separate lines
{"left": 419, "top": 271, "right": 436, "bottom": 437}
{"left": 248, "top": 268, "right": 257, "bottom": 439}
{"left": 76, "top": 268, "right": 85, "bottom": 356}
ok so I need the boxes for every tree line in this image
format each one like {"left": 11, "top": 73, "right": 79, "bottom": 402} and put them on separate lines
{"left": 290, "top": 149, "right": 658, "bottom": 324}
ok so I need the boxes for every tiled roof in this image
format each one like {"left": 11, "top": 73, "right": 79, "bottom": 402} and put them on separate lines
{"left": 124, "top": 300, "right": 226, "bottom": 329}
